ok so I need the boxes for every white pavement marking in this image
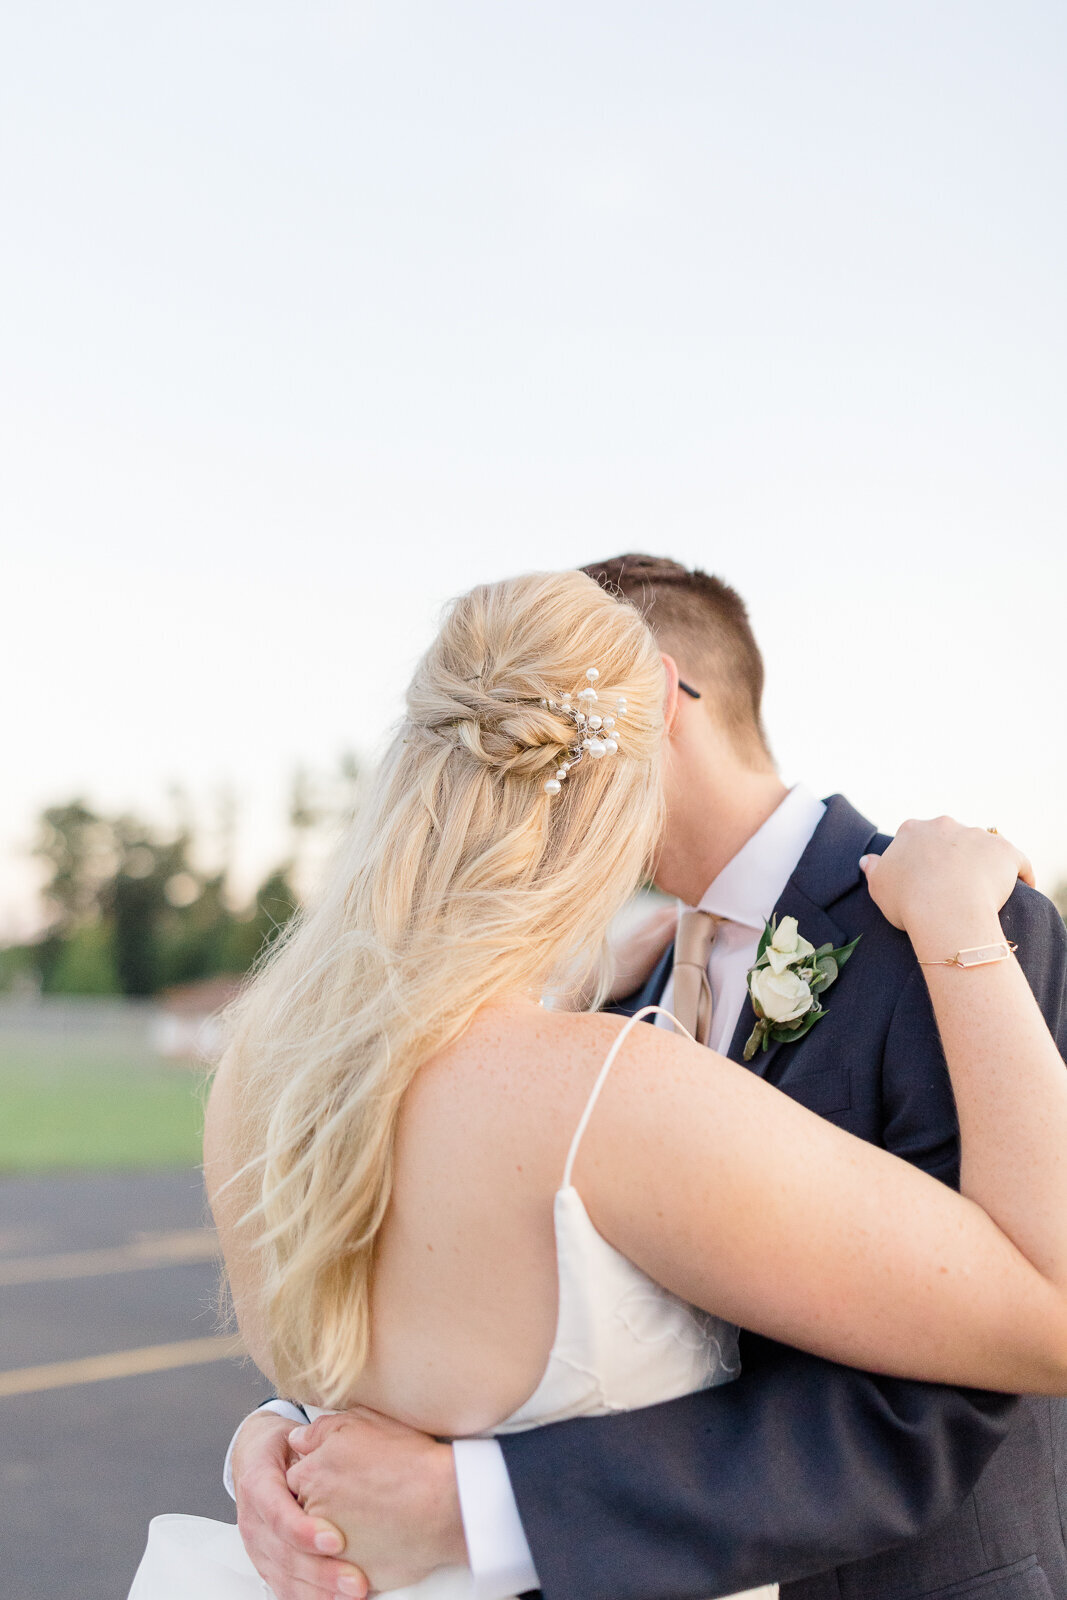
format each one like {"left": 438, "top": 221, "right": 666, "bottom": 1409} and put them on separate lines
{"left": 0, "top": 1229, "right": 219, "bottom": 1287}
{"left": 0, "top": 1335, "right": 245, "bottom": 1398}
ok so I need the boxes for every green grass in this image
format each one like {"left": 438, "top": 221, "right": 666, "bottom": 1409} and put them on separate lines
{"left": 0, "top": 1037, "right": 209, "bottom": 1171}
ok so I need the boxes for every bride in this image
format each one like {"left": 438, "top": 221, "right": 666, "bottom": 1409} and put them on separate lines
{"left": 130, "top": 569, "right": 1067, "bottom": 1600}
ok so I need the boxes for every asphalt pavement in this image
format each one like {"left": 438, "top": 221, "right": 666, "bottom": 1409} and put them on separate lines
{"left": 0, "top": 1170, "right": 274, "bottom": 1600}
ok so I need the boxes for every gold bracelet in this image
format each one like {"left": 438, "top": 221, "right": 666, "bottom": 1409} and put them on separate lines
{"left": 919, "top": 941, "right": 1018, "bottom": 969}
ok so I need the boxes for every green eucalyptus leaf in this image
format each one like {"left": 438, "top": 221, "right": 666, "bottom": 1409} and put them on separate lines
{"left": 771, "top": 1009, "right": 827, "bottom": 1045}
{"left": 814, "top": 942, "right": 835, "bottom": 959}
{"left": 832, "top": 934, "right": 862, "bottom": 967}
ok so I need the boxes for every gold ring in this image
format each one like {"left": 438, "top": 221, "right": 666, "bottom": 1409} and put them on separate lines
{"left": 987, "top": 826, "right": 998, "bottom": 834}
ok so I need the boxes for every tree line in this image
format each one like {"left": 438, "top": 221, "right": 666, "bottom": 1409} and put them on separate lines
{"left": 3, "top": 768, "right": 1065, "bottom": 999}
{"left": 0, "top": 760, "right": 359, "bottom": 998}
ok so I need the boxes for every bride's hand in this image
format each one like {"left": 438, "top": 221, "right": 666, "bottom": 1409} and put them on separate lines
{"left": 568, "top": 903, "right": 677, "bottom": 1009}
{"left": 604, "top": 904, "right": 678, "bottom": 1003}
{"left": 861, "top": 817, "right": 1034, "bottom": 935}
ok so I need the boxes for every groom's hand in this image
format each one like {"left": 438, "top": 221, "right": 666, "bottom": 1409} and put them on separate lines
{"left": 231, "top": 1410, "right": 369, "bottom": 1599}
{"left": 286, "top": 1408, "right": 467, "bottom": 1593}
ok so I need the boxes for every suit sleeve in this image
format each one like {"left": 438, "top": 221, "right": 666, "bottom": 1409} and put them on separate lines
{"left": 501, "top": 1347, "right": 1013, "bottom": 1600}
{"left": 500, "top": 889, "right": 1067, "bottom": 1600}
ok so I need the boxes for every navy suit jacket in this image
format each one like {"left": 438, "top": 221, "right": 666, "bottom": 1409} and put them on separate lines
{"left": 501, "top": 796, "right": 1067, "bottom": 1600}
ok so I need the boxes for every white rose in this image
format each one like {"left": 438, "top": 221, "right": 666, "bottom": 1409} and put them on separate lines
{"left": 766, "top": 916, "right": 816, "bottom": 975}
{"left": 749, "top": 965, "right": 813, "bottom": 1024}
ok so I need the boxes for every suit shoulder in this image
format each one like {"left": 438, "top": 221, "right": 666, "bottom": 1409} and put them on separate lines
{"left": 1001, "top": 880, "right": 1067, "bottom": 1001}
{"left": 1002, "top": 879, "right": 1066, "bottom": 939}
{"left": 838, "top": 835, "right": 1065, "bottom": 955}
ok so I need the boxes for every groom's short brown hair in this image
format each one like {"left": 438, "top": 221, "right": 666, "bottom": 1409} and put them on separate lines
{"left": 580, "top": 553, "right": 772, "bottom": 766}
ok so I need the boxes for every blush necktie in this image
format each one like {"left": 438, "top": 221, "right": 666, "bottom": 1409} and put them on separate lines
{"left": 672, "top": 909, "right": 719, "bottom": 1047}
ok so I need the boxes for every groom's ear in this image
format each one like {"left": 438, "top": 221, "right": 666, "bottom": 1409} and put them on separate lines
{"left": 661, "top": 653, "right": 681, "bottom": 731}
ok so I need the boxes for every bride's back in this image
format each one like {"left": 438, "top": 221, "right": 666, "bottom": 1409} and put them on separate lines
{"left": 363, "top": 1000, "right": 627, "bottom": 1435}
{"left": 207, "top": 569, "right": 671, "bottom": 1425}
{"left": 208, "top": 992, "right": 733, "bottom": 1440}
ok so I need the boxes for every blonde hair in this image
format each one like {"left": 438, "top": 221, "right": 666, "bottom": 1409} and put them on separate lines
{"left": 225, "top": 569, "right": 666, "bottom": 1404}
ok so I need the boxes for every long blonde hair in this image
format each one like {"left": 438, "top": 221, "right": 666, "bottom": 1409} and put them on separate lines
{"left": 226, "top": 569, "right": 667, "bottom": 1404}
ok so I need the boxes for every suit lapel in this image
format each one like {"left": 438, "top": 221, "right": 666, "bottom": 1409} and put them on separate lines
{"left": 725, "top": 795, "right": 880, "bottom": 1076}
{"left": 616, "top": 796, "right": 880, "bottom": 1069}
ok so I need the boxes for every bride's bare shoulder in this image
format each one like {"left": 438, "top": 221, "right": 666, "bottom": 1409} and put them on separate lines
{"left": 416, "top": 1002, "right": 703, "bottom": 1114}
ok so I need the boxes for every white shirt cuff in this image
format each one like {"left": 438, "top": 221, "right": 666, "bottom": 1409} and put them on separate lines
{"left": 223, "top": 1400, "right": 309, "bottom": 1500}
{"left": 453, "top": 1438, "right": 539, "bottom": 1600}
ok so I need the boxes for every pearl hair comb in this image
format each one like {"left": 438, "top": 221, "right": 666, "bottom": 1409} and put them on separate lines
{"left": 540, "top": 668, "right": 627, "bottom": 795}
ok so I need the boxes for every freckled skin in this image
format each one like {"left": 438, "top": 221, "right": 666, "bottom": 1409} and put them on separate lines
{"left": 217, "top": 824, "right": 1067, "bottom": 1453}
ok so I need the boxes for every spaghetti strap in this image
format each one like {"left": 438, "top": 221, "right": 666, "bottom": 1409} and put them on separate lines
{"left": 561, "top": 1005, "right": 699, "bottom": 1190}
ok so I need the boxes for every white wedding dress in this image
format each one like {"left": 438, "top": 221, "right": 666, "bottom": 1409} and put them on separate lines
{"left": 128, "top": 1008, "right": 777, "bottom": 1600}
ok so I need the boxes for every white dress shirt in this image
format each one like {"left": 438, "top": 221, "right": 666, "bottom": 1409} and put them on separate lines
{"left": 454, "top": 783, "right": 826, "bottom": 1600}
{"left": 225, "top": 787, "right": 826, "bottom": 1597}
{"left": 657, "top": 783, "right": 828, "bottom": 1052}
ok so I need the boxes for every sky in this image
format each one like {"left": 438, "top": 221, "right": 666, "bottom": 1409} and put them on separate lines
{"left": 2, "top": 1, "right": 1065, "bottom": 939}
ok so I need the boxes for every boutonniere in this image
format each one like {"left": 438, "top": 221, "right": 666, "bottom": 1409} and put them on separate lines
{"left": 743, "top": 915, "right": 861, "bottom": 1061}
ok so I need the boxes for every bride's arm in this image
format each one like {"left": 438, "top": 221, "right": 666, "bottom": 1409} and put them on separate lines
{"left": 578, "top": 818, "right": 1067, "bottom": 1394}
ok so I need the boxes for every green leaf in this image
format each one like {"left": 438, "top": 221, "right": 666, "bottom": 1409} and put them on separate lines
{"left": 770, "top": 1009, "right": 827, "bottom": 1046}
{"left": 810, "top": 955, "right": 839, "bottom": 994}
{"left": 813, "top": 942, "right": 835, "bottom": 959}
{"left": 831, "top": 934, "right": 862, "bottom": 968}
{"left": 755, "top": 919, "right": 775, "bottom": 962}
{"left": 743, "top": 1018, "right": 770, "bottom": 1061}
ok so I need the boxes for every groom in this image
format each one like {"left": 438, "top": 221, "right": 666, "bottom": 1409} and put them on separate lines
{"left": 230, "top": 553, "right": 1067, "bottom": 1600}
